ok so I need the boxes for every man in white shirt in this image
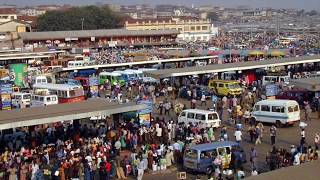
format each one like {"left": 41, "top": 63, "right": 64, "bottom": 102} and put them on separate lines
{"left": 156, "top": 126, "right": 162, "bottom": 143}
{"left": 200, "top": 94, "right": 207, "bottom": 106}
{"left": 234, "top": 130, "right": 242, "bottom": 143}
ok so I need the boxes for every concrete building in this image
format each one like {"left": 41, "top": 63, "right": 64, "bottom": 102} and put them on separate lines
{"left": 124, "top": 17, "right": 217, "bottom": 42}
{"left": 18, "top": 8, "right": 46, "bottom": 16}
{"left": 0, "top": 8, "right": 17, "bottom": 23}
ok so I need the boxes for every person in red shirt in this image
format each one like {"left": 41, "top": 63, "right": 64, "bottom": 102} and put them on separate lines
{"left": 105, "top": 160, "right": 111, "bottom": 180}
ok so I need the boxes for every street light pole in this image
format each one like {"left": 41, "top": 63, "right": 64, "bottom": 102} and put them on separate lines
{"left": 81, "top": 18, "right": 84, "bottom": 30}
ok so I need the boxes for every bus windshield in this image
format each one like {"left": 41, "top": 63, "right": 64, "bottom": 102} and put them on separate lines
{"left": 23, "top": 94, "right": 31, "bottom": 100}
{"left": 116, "top": 75, "right": 124, "bottom": 81}
{"left": 288, "top": 105, "right": 299, "bottom": 113}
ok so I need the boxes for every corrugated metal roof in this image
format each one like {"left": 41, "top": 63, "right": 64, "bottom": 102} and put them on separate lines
{"left": 0, "top": 99, "right": 147, "bottom": 130}
{"left": 20, "top": 29, "right": 179, "bottom": 41}
{"left": 145, "top": 55, "right": 320, "bottom": 79}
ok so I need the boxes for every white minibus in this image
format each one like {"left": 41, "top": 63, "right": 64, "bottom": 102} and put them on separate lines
{"left": 31, "top": 94, "right": 58, "bottom": 107}
{"left": 11, "top": 92, "right": 31, "bottom": 108}
{"left": 32, "top": 76, "right": 48, "bottom": 85}
{"left": 252, "top": 99, "right": 300, "bottom": 127}
{"left": 262, "top": 75, "right": 290, "bottom": 85}
{"left": 178, "top": 109, "right": 221, "bottom": 128}
{"left": 67, "top": 61, "right": 84, "bottom": 68}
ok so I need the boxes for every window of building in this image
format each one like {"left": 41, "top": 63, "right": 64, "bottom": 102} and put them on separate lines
{"left": 190, "top": 26, "right": 195, "bottom": 31}
{"left": 196, "top": 26, "right": 201, "bottom": 31}
{"left": 10, "top": 16, "right": 14, "bottom": 20}
{"left": 202, "top": 26, "right": 208, "bottom": 30}
{"left": 203, "top": 36, "right": 207, "bottom": 40}
{"left": 178, "top": 28, "right": 183, "bottom": 31}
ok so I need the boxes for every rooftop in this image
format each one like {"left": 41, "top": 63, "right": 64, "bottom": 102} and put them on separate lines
{"left": 0, "top": 98, "right": 146, "bottom": 130}
{"left": 20, "top": 29, "right": 179, "bottom": 41}
{"left": 0, "top": 8, "right": 16, "bottom": 14}
{"left": 145, "top": 55, "right": 320, "bottom": 79}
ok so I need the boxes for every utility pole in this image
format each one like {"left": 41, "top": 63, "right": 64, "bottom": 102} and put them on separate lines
{"left": 81, "top": 18, "right": 84, "bottom": 30}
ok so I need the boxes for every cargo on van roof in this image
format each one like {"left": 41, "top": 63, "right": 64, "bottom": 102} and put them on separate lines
{"left": 190, "top": 141, "right": 239, "bottom": 151}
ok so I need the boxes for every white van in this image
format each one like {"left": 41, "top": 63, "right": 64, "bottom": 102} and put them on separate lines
{"left": 252, "top": 99, "right": 300, "bottom": 127}
{"left": 31, "top": 94, "right": 58, "bottom": 107}
{"left": 32, "top": 76, "right": 48, "bottom": 85}
{"left": 262, "top": 75, "right": 290, "bottom": 85}
{"left": 178, "top": 109, "right": 221, "bottom": 128}
{"left": 67, "top": 61, "right": 84, "bottom": 68}
{"left": 11, "top": 92, "right": 31, "bottom": 108}
{"left": 125, "top": 69, "right": 144, "bottom": 81}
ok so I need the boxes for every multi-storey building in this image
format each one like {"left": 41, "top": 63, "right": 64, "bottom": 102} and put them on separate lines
{"left": 124, "top": 17, "right": 217, "bottom": 42}
{"left": 0, "top": 8, "right": 17, "bottom": 23}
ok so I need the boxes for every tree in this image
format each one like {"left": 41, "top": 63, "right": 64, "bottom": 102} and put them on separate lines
{"left": 307, "top": 10, "right": 318, "bottom": 16}
{"left": 36, "top": 5, "right": 126, "bottom": 31}
{"left": 207, "top": 12, "right": 219, "bottom": 22}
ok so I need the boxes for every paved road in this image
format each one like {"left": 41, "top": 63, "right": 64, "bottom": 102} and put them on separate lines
{"left": 142, "top": 96, "right": 319, "bottom": 179}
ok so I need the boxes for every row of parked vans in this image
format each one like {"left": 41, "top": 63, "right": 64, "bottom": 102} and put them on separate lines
{"left": 177, "top": 99, "right": 300, "bottom": 128}
{"left": 98, "top": 68, "right": 158, "bottom": 86}
{"left": 11, "top": 91, "right": 58, "bottom": 108}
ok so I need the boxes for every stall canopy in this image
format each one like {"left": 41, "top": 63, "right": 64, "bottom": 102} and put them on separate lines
{"left": 249, "top": 50, "right": 265, "bottom": 56}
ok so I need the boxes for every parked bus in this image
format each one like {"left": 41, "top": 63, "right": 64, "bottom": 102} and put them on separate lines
{"left": 99, "top": 72, "right": 125, "bottom": 86}
{"left": 113, "top": 71, "right": 138, "bottom": 83}
{"left": 262, "top": 75, "right": 290, "bottom": 85}
{"left": 32, "top": 83, "right": 85, "bottom": 103}
{"left": 31, "top": 89, "right": 58, "bottom": 107}
{"left": 11, "top": 92, "right": 31, "bottom": 108}
{"left": 125, "top": 69, "right": 144, "bottom": 81}
{"left": 252, "top": 99, "right": 300, "bottom": 127}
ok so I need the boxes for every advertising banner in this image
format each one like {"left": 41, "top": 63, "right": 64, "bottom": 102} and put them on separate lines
{"left": 9, "top": 64, "right": 28, "bottom": 88}
{"left": 136, "top": 98, "right": 153, "bottom": 114}
{"left": 139, "top": 113, "right": 151, "bottom": 126}
{"left": 266, "top": 84, "right": 279, "bottom": 97}
{"left": 89, "top": 77, "right": 99, "bottom": 86}
{"left": 0, "top": 84, "right": 12, "bottom": 94}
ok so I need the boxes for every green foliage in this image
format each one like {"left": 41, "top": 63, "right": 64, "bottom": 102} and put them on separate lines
{"left": 36, "top": 5, "right": 125, "bottom": 31}
{"left": 207, "top": 12, "right": 219, "bottom": 22}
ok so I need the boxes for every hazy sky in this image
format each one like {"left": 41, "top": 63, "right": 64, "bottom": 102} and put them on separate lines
{"left": 2, "top": 0, "right": 320, "bottom": 10}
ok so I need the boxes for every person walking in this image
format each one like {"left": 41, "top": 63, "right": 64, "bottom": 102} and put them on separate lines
{"left": 270, "top": 125, "right": 277, "bottom": 146}
{"left": 234, "top": 129, "right": 242, "bottom": 144}
{"left": 255, "top": 126, "right": 262, "bottom": 145}
{"left": 250, "top": 147, "right": 258, "bottom": 172}
{"left": 315, "top": 133, "right": 320, "bottom": 150}
{"left": 201, "top": 93, "right": 207, "bottom": 106}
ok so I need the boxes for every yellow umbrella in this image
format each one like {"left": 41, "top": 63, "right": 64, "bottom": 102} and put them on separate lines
{"left": 249, "top": 50, "right": 265, "bottom": 56}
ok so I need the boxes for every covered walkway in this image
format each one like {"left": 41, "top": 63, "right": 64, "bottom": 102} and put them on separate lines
{"left": 0, "top": 98, "right": 146, "bottom": 130}
{"left": 144, "top": 55, "right": 320, "bottom": 79}
{"left": 246, "top": 160, "right": 320, "bottom": 180}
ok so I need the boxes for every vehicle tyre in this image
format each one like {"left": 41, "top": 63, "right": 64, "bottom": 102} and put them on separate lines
{"left": 206, "top": 166, "right": 213, "bottom": 175}
{"left": 276, "top": 120, "right": 282, "bottom": 128}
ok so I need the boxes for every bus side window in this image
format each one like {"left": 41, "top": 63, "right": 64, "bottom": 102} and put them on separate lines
{"left": 46, "top": 97, "right": 51, "bottom": 102}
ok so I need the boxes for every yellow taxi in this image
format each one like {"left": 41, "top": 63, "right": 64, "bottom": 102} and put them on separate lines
{"left": 208, "top": 80, "right": 242, "bottom": 96}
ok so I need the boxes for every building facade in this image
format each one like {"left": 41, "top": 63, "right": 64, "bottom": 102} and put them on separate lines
{"left": 124, "top": 17, "right": 217, "bottom": 42}
{"left": 0, "top": 8, "right": 17, "bottom": 23}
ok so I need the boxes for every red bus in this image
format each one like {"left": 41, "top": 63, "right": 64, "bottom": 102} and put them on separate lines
{"left": 33, "top": 83, "right": 85, "bottom": 103}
